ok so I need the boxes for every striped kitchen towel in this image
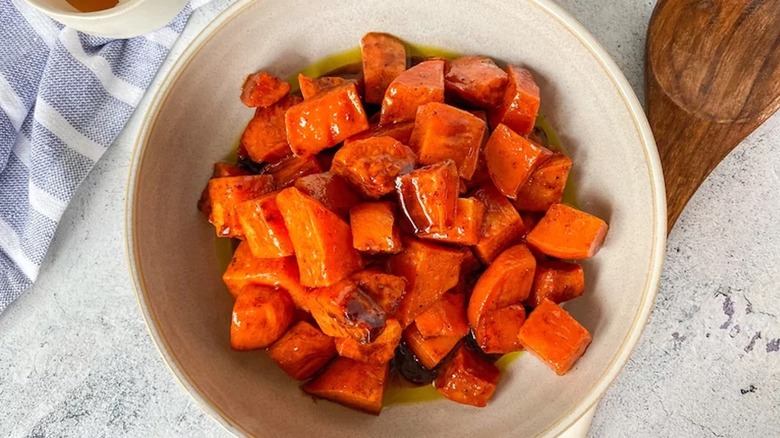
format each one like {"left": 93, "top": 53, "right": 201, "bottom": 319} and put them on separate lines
{"left": 0, "top": 0, "right": 214, "bottom": 313}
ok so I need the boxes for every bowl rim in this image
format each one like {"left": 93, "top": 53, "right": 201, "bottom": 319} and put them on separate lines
{"left": 125, "top": 1, "right": 667, "bottom": 436}
{"left": 24, "top": 0, "right": 148, "bottom": 18}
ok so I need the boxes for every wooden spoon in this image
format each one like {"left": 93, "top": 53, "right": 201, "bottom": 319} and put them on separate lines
{"left": 647, "top": 0, "right": 780, "bottom": 232}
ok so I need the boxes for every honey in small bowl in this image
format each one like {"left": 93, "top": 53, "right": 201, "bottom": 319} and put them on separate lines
{"left": 66, "top": 0, "right": 119, "bottom": 12}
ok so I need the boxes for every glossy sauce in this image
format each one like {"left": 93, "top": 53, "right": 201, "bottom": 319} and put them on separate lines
{"left": 66, "top": 0, "right": 118, "bottom": 12}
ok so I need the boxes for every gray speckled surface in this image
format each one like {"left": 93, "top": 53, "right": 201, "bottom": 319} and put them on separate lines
{"left": 1, "top": 0, "right": 778, "bottom": 436}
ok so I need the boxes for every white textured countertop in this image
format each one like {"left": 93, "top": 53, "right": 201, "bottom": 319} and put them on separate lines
{"left": 1, "top": 1, "right": 778, "bottom": 436}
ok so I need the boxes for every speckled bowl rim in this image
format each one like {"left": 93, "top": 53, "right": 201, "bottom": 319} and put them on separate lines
{"left": 125, "top": 1, "right": 667, "bottom": 436}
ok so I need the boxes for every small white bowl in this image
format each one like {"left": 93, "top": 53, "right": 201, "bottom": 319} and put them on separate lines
{"left": 23, "top": 0, "right": 188, "bottom": 38}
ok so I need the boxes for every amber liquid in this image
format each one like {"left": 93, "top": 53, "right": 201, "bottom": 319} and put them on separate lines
{"left": 66, "top": 0, "right": 119, "bottom": 13}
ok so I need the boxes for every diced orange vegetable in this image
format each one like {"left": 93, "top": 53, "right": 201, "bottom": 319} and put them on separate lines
{"left": 379, "top": 60, "right": 445, "bottom": 126}
{"left": 471, "top": 184, "right": 526, "bottom": 263}
{"left": 302, "top": 357, "right": 389, "bottom": 415}
{"left": 526, "top": 203, "right": 608, "bottom": 259}
{"left": 518, "top": 299, "right": 592, "bottom": 375}
{"left": 294, "top": 172, "right": 361, "bottom": 218}
{"left": 350, "top": 270, "right": 407, "bottom": 316}
{"left": 434, "top": 345, "right": 500, "bottom": 407}
{"left": 276, "top": 187, "right": 363, "bottom": 287}
{"left": 388, "top": 238, "right": 463, "bottom": 327}
{"left": 240, "top": 71, "right": 291, "bottom": 108}
{"left": 332, "top": 136, "right": 416, "bottom": 198}
{"left": 350, "top": 202, "right": 403, "bottom": 254}
{"left": 213, "top": 162, "right": 249, "bottom": 178}
{"left": 309, "top": 278, "right": 386, "bottom": 342}
{"left": 298, "top": 74, "right": 350, "bottom": 99}
{"left": 285, "top": 83, "right": 369, "bottom": 156}
{"left": 417, "top": 197, "right": 485, "bottom": 245}
{"left": 396, "top": 160, "right": 459, "bottom": 234}
{"left": 345, "top": 121, "right": 415, "bottom": 145}
{"left": 409, "top": 102, "right": 487, "bottom": 180}
{"left": 403, "top": 323, "right": 462, "bottom": 369}
{"left": 267, "top": 321, "right": 336, "bottom": 380}
{"left": 526, "top": 261, "right": 585, "bottom": 308}
{"left": 460, "top": 248, "right": 483, "bottom": 278}
{"left": 208, "top": 175, "right": 275, "bottom": 238}
{"left": 489, "top": 65, "right": 540, "bottom": 135}
{"left": 445, "top": 56, "right": 508, "bottom": 109}
{"left": 267, "top": 155, "right": 323, "bottom": 189}
{"left": 514, "top": 154, "right": 572, "bottom": 212}
{"left": 335, "top": 319, "right": 402, "bottom": 364}
{"left": 230, "top": 285, "right": 294, "bottom": 351}
{"left": 361, "top": 32, "right": 407, "bottom": 104}
{"left": 235, "top": 194, "right": 294, "bottom": 258}
{"left": 414, "top": 292, "right": 469, "bottom": 339}
{"left": 240, "top": 95, "right": 301, "bottom": 163}
{"left": 468, "top": 244, "right": 535, "bottom": 354}
{"left": 484, "top": 123, "right": 553, "bottom": 199}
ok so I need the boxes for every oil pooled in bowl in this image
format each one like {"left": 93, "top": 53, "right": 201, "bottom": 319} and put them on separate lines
{"left": 66, "top": 0, "right": 118, "bottom": 12}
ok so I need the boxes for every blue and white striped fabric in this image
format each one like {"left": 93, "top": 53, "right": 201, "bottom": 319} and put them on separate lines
{"left": 0, "top": 0, "right": 211, "bottom": 313}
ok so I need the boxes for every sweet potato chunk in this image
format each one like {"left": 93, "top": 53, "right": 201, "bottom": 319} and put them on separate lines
{"left": 489, "top": 65, "right": 540, "bottom": 135}
{"left": 403, "top": 323, "right": 462, "bottom": 369}
{"left": 526, "top": 261, "right": 585, "bottom": 308}
{"left": 298, "top": 74, "right": 350, "bottom": 99}
{"left": 484, "top": 124, "right": 553, "bottom": 199}
{"left": 267, "top": 321, "right": 336, "bottom": 380}
{"left": 285, "top": 83, "right": 369, "bottom": 156}
{"left": 468, "top": 244, "right": 535, "bottom": 354}
{"left": 208, "top": 175, "right": 275, "bottom": 238}
{"left": 350, "top": 270, "right": 407, "bottom": 316}
{"left": 445, "top": 56, "right": 508, "bottom": 109}
{"left": 417, "top": 197, "right": 485, "bottom": 245}
{"left": 396, "top": 160, "right": 459, "bottom": 234}
{"left": 240, "top": 71, "right": 291, "bottom": 108}
{"left": 409, "top": 102, "right": 487, "bottom": 180}
{"left": 294, "top": 172, "right": 361, "bottom": 218}
{"left": 361, "top": 32, "right": 407, "bottom": 104}
{"left": 514, "top": 154, "right": 572, "bottom": 212}
{"left": 346, "top": 121, "right": 415, "bottom": 146}
{"left": 471, "top": 184, "right": 526, "bottom": 263}
{"left": 332, "top": 136, "right": 416, "bottom": 198}
{"left": 350, "top": 202, "right": 403, "bottom": 254}
{"left": 230, "top": 285, "right": 294, "bottom": 351}
{"left": 414, "top": 292, "right": 469, "bottom": 339}
{"left": 335, "top": 319, "right": 402, "bottom": 364}
{"left": 309, "top": 278, "right": 386, "bottom": 342}
{"left": 434, "top": 345, "right": 500, "bottom": 407}
{"left": 379, "top": 60, "right": 445, "bottom": 126}
{"left": 526, "top": 203, "right": 608, "bottom": 259}
{"left": 267, "top": 155, "right": 323, "bottom": 189}
{"left": 388, "top": 238, "right": 463, "bottom": 327}
{"left": 240, "top": 95, "right": 301, "bottom": 163}
{"left": 303, "top": 358, "right": 389, "bottom": 415}
{"left": 235, "top": 194, "right": 294, "bottom": 258}
{"left": 518, "top": 299, "right": 592, "bottom": 375}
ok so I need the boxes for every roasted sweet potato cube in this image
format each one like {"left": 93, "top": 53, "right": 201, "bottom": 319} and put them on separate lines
{"left": 350, "top": 270, "right": 407, "bottom": 316}
{"left": 345, "top": 121, "right": 415, "bottom": 146}
{"left": 230, "top": 285, "right": 294, "bottom": 351}
{"left": 474, "top": 305, "right": 527, "bottom": 355}
{"left": 294, "top": 172, "right": 361, "bottom": 218}
{"left": 417, "top": 197, "right": 485, "bottom": 245}
{"left": 526, "top": 261, "right": 585, "bottom": 308}
{"left": 240, "top": 95, "right": 301, "bottom": 163}
{"left": 445, "top": 56, "right": 508, "bottom": 109}
{"left": 361, "top": 32, "right": 407, "bottom": 104}
{"left": 388, "top": 238, "right": 463, "bottom": 327}
{"left": 489, "top": 65, "right": 540, "bottom": 135}
{"left": 514, "top": 154, "right": 572, "bottom": 212}
{"left": 267, "top": 155, "right": 323, "bottom": 189}
{"left": 518, "top": 299, "right": 592, "bottom": 375}
{"left": 276, "top": 187, "right": 363, "bottom": 287}
{"left": 335, "top": 319, "right": 402, "bottom": 364}
{"left": 208, "top": 175, "right": 275, "bottom": 238}
{"left": 298, "top": 74, "right": 351, "bottom": 100}
{"left": 349, "top": 202, "right": 403, "bottom": 254}
{"left": 213, "top": 162, "right": 250, "bottom": 178}
{"left": 434, "top": 344, "right": 500, "bottom": 407}
{"left": 379, "top": 60, "right": 445, "bottom": 126}
{"left": 235, "top": 194, "right": 294, "bottom": 258}
{"left": 526, "top": 203, "right": 609, "bottom": 260}
{"left": 396, "top": 160, "right": 459, "bottom": 234}
{"left": 403, "top": 323, "right": 462, "bottom": 369}
{"left": 267, "top": 321, "right": 336, "bottom": 380}
{"left": 484, "top": 124, "right": 553, "bottom": 199}
{"left": 309, "top": 278, "right": 386, "bottom": 342}
{"left": 241, "top": 71, "right": 291, "bottom": 108}
{"left": 285, "top": 83, "right": 369, "bottom": 156}
{"left": 409, "top": 103, "right": 487, "bottom": 180}
{"left": 303, "top": 357, "right": 389, "bottom": 415}
{"left": 471, "top": 184, "right": 526, "bottom": 263}
{"left": 414, "top": 292, "right": 469, "bottom": 339}
{"left": 332, "top": 136, "right": 416, "bottom": 198}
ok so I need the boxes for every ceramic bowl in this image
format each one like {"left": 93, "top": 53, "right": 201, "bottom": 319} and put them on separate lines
{"left": 127, "top": 0, "right": 666, "bottom": 436}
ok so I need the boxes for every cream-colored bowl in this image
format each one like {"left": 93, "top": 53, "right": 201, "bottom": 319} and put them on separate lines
{"left": 127, "top": 0, "right": 666, "bottom": 436}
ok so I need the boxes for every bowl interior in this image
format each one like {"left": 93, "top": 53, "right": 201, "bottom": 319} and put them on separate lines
{"left": 129, "top": 0, "right": 664, "bottom": 436}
